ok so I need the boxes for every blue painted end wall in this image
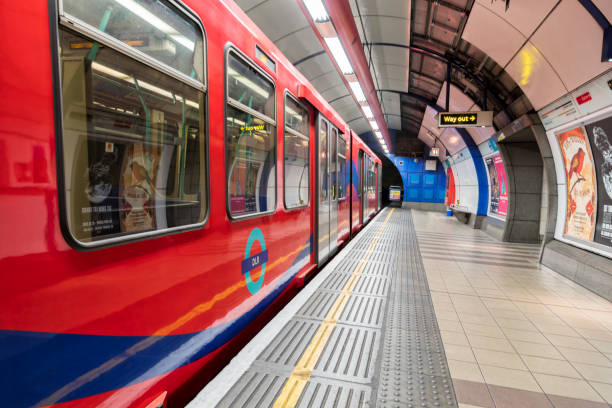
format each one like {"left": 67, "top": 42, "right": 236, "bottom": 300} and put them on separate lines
{"left": 390, "top": 155, "right": 446, "bottom": 203}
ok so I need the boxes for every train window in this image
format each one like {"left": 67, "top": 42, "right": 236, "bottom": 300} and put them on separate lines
{"left": 319, "top": 119, "right": 328, "bottom": 201}
{"left": 337, "top": 136, "right": 347, "bottom": 200}
{"left": 57, "top": 26, "right": 207, "bottom": 246}
{"left": 226, "top": 50, "right": 276, "bottom": 218}
{"left": 60, "top": 0, "right": 205, "bottom": 85}
{"left": 330, "top": 128, "right": 338, "bottom": 201}
{"left": 284, "top": 94, "right": 309, "bottom": 209}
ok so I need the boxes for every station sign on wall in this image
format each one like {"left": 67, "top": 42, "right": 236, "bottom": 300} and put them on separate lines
{"left": 438, "top": 111, "right": 493, "bottom": 128}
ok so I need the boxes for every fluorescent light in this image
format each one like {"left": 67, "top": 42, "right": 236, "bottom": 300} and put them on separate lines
{"left": 228, "top": 68, "right": 270, "bottom": 98}
{"left": 349, "top": 81, "right": 366, "bottom": 102}
{"left": 91, "top": 62, "right": 199, "bottom": 108}
{"left": 114, "top": 0, "right": 195, "bottom": 50}
{"left": 324, "top": 37, "right": 353, "bottom": 75}
{"left": 369, "top": 120, "right": 379, "bottom": 130}
{"left": 362, "top": 106, "right": 373, "bottom": 118}
{"left": 302, "top": 0, "right": 329, "bottom": 22}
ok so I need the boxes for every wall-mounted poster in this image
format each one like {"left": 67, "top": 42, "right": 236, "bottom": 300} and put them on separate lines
{"left": 557, "top": 127, "right": 597, "bottom": 241}
{"left": 445, "top": 167, "right": 456, "bottom": 206}
{"left": 485, "top": 154, "right": 508, "bottom": 218}
{"left": 585, "top": 116, "right": 612, "bottom": 247}
{"left": 485, "top": 157, "right": 499, "bottom": 214}
{"left": 494, "top": 155, "right": 508, "bottom": 217}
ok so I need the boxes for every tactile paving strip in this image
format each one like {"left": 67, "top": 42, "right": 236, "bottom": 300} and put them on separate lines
{"left": 373, "top": 209, "right": 457, "bottom": 408}
{"left": 216, "top": 208, "right": 457, "bottom": 407}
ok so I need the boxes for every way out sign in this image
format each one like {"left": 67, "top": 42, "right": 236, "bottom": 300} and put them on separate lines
{"left": 438, "top": 111, "right": 493, "bottom": 128}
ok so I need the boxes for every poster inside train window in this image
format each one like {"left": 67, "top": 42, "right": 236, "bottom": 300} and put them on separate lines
{"left": 556, "top": 126, "right": 597, "bottom": 242}
{"left": 585, "top": 115, "right": 612, "bottom": 247}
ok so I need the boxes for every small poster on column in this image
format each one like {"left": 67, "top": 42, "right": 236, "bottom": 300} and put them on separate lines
{"left": 556, "top": 126, "right": 597, "bottom": 242}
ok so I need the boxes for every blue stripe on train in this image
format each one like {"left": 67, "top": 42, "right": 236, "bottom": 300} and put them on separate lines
{"left": 0, "top": 236, "right": 312, "bottom": 408}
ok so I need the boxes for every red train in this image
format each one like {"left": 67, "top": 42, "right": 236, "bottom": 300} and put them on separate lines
{"left": 0, "top": 0, "right": 381, "bottom": 406}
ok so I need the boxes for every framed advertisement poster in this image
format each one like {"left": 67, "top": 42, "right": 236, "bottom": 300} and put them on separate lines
{"left": 485, "top": 154, "right": 508, "bottom": 218}
{"left": 556, "top": 126, "right": 597, "bottom": 242}
{"left": 585, "top": 116, "right": 612, "bottom": 247}
{"left": 485, "top": 157, "right": 499, "bottom": 214}
{"left": 494, "top": 155, "right": 508, "bottom": 217}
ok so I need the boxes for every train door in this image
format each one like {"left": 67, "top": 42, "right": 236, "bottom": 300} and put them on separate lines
{"left": 377, "top": 163, "right": 382, "bottom": 210}
{"left": 362, "top": 154, "right": 369, "bottom": 222}
{"left": 329, "top": 127, "right": 338, "bottom": 255}
{"left": 317, "top": 116, "right": 330, "bottom": 264}
{"left": 358, "top": 150, "right": 364, "bottom": 225}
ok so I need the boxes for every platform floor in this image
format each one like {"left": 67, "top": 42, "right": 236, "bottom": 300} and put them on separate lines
{"left": 188, "top": 208, "right": 612, "bottom": 408}
{"left": 415, "top": 211, "right": 612, "bottom": 408}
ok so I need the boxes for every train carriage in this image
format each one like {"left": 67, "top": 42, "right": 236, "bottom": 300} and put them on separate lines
{"left": 0, "top": 0, "right": 380, "bottom": 406}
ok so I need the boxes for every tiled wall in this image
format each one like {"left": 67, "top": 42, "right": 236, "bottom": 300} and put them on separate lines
{"left": 391, "top": 155, "right": 446, "bottom": 203}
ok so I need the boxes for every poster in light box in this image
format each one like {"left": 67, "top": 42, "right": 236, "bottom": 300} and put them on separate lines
{"left": 556, "top": 126, "right": 597, "bottom": 242}
{"left": 585, "top": 115, "right": 612, "bottom": 247}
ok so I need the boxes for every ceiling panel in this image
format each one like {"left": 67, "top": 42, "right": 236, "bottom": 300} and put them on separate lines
{"left": 466, "top": 127, "right": 494, "bottom": 145}
{"left": 379, "top": 77, "right": 409, "bottom": 92}
{"left": 421, "top": 106, "right": 441, "bottom": 137}
{"left": 436, "top": 82, "right": 476, "bottom": 111}
{"left": 310, "top": 70, "right": 345, "bottom": 93}
{"left": 420, "top": 55, "right": 447, "bottom": 81}
{"left": 245, "top": 0, "right": 309, "bottom": 42}
{"left": 274, "top": 27, "right": 323, "bottom": 63}
{"left": 592, "top": 0, "right": 612, "bottom": 21}
{"left": 361, "top": 16, "right": 411, "bottom": 45}
{"left": 371, "top": 45, "right": 410, "bottom": 67}
{"left": 418, "top": 127, "right": 435, "bottom": 146}
{"left": 350, "top": 117, "right": 370, "bottom": 135}
{"left": 462, "top": 2, "right": 525, "bottom": 67}
{"left": 234, "top": 0, "right": 269, "bottom": 13}
{"left": 387, "top": 115, "right": 402, "bottom": 130}
{"left": 321, "top": 84, "right": 351, "bottom": 101}
{"left": 473, "top": 0, "right": 557, "bottom": 39}
{"left": 296, "top": 53, "right": 335, "bottom": 81}
{"left": 440, "top": 128, "right": 466, "bottom": 154}
{"left": 530, "top": 0, "right": 612, "bottom": 91}
{"left": 377, "top": 64, "right": 410, "bottom": 81}
{"left": 350, "top": 0, "right": 410, "bottom": 19}
{"left": 430, "top": 25, "right": 456, "bottom": 46}
{"left": 381, "top": 92, "right": 401, "bottom": 115}
{"left": 505, "top": 41, "right": 568, "bottom": 110}
{"left": 331, "top": 95, "right": 358, "bottom": 114}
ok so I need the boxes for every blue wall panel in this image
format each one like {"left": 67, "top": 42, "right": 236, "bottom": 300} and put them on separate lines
{"left": 391, "top": 155, "right": 446, "bottom": 203}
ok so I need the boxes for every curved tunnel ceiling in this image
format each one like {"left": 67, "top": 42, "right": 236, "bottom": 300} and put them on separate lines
{"left": 235, "top": 0, "right": 612, "bottom": 158}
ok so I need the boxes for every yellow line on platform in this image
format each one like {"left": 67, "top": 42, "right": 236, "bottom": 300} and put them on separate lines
{"left": 273, "top": 208, "right": 395, "bottom": 407}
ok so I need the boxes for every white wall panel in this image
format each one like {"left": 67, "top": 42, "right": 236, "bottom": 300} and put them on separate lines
{"left": 592, "top": 0, "right": 612, "bottom": 21}
{"left": 437, "top": 82, "right": 476, "bottom": 112}
{"left": 451, "top": 151, "right": 479, "bottom": 214}
{"left": 530, "top": 0, "right": 611, "bottom": 91}
{"left": 505, "top": 42, "right": 567, "bottom": 110}
{"left": 462, "top": 2, "right": 525, "bottom": 67}
{"left": 473, "top": 0, "right": 557, "bottom": 38}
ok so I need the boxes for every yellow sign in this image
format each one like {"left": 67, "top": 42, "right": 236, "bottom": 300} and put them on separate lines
{"left": 240, "top": 124, "right": 265, "bottom": 132}
{"left": 438, "top": 111, "right": 493, "bottom": 128}
{"left": 440, "top": 113, "right": 477, "bottom": 125}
